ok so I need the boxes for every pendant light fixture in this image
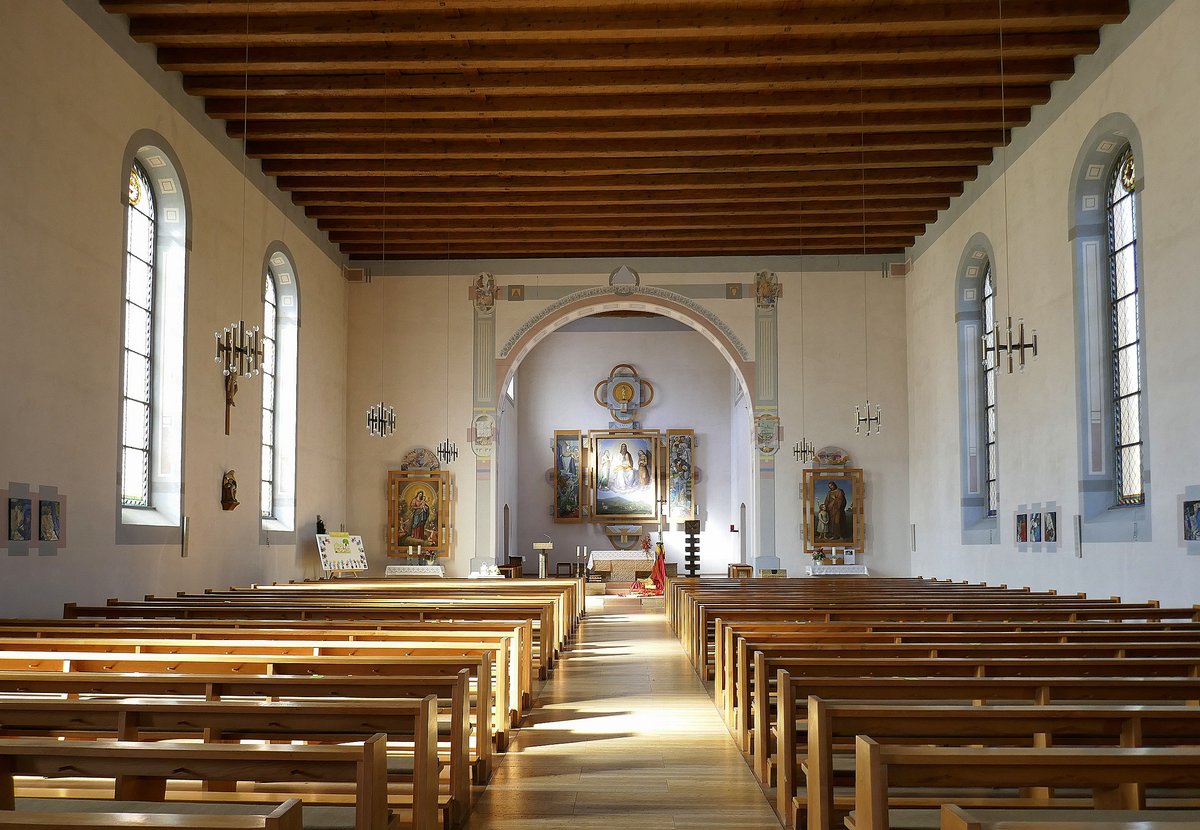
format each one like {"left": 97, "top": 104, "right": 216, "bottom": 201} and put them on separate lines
{"left": 436, "top": 240, "right": 459, "bottom": 465}
{"left": 365, "top": 72, "right": 396, "bottom": 438}
{"left": 214, "top": 2, "right": 264, "bottom": 383}
{"left": 852, "top": 62, "right": 881, "bottom": 437}
{"left": 793, "top": 207, "right": 815, "bottom": 464}
{"left": 982, "top": 0, "right": 1039, "bottom": 374}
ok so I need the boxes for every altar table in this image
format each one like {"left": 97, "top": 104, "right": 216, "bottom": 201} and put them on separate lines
{"left": 587, "top": 550, "right": 654, "bottom": 582}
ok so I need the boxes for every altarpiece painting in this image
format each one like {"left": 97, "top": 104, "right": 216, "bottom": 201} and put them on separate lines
{"left": 387, "top": 469, "right": 452, "bottom": 557}
{"left": 802, "top": 467, "right": 864, "bottom": 552}
{"left": 591, "top": 431, "right": 659, "bottom": 521}
{"left": 553, "top": 430, "right": 584, "bottom": 522}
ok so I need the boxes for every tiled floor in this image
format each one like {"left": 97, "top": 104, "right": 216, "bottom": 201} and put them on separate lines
{"left": 465, "top": 598, "right": 783, "bottom": 829}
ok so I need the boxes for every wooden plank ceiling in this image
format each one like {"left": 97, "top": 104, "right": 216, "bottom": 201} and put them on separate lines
{"left": 100, "top": 0, "right": 1128, "bottom": 261}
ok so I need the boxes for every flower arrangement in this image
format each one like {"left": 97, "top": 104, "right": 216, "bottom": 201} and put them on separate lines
{"left": 640, "top": 534, "right": 652, "bottom": 555}
{"left": 811, "top": 548, "right": 828, "bottom": 564}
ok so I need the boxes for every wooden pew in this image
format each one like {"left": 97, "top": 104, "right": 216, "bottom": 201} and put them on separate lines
{"left": 799, "top": 699, "right": 1200, "bottom": 830}
{"left": 940, "top": 804, "right": 1200, "bottom": 830}
{"left": 0, "top": 649, "right": 494, "bottom": 784}
{"left": 0, "top": 797, "right": 303, "bottom": 830}
{"left": 852, "top": 739, "right": 1200, "bottom": 830}
{"left": 751, "top": 653, "right": 1200, "bottom": 783}
{"left": 0, "top": 735, "right": 395, "bottom": 830}
{"left": 0, "top": 697, "right": 447, "bottom": 828}
{"left": 0, "top": 668, "right": 472, "bottom": 818}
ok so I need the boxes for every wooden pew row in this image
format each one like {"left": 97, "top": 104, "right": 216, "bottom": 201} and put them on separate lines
{"left": 65, "top": 601, "right": 559, "bottom": 681}
{"left": 940, "top": 804, "right": 1200, "bottom": 830}
{"left": 0, "top": 634, "right": 522, "bottom": 742}
{"left": 249, "top": 579, "right": 585, "bottom": 638}
{"left": 0, "top": 669, "right": 472, "bottom": 820}
{"left": 687, "top": 600, "right": 1195, "bottom": 676}
{"left": 0, "top": 797, "right": 303, "bottom": 830}
{"left": 714, "top": 621, "right": 1200, "bottom": 717}
{"left": 0, "top": 620, "right": 534, "bottom": 712}
{"left": 797, "top": 699, "right": 1200, "bottom": 830}
{"left": 851, "top": 740, "right": 1200, "bottom": 830}
{"left": 0, "top": 735, "right": 396, "bottom": 830}
{"left": 0, "top": 651, "right": 494, "bottom": 783}
{"left": 751, "top": 654, "right": 1200, "bottom": 786}
{"left": 0, "top": 697, "right": 450, "bottom": 829}
{"left": 729, "top": 639, "right": 1200, "bottom": 751}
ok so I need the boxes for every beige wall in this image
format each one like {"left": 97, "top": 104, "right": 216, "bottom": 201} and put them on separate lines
{"left": 0, "top": 2, "right": 348, "bottom": 615}
{"left": 906, "top": 0, "right": 1200, "bottom": 605}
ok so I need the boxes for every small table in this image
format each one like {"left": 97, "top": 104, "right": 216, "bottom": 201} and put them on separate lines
{"left": 587, "top": 550, "right": 654, "bottom": 583}
{"left": 805, "top": 564, "right": 869, "bottom": 576}
{"left": 385, "top": 564, "right": 445, "bottom": 577}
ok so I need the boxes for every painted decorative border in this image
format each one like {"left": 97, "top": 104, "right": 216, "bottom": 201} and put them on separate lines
{"left": 499, "top": 286, "right": 749, "bottom": 360}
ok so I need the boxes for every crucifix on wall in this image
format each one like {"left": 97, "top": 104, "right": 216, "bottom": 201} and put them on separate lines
{"left": 224, "top": 373, "right": 238, "bottom": 436}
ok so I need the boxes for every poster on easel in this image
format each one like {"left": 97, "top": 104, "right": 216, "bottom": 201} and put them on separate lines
{"left": 316, "top": 532, "right": 368, "bottom": 574}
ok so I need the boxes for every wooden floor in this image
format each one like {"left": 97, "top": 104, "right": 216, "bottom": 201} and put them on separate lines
{"left": 465, "top": 598, "right": 783, "bottom": 829}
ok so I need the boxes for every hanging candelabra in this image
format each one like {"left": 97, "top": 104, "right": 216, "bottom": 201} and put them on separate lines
{"left": 983, "top": 317, "right": 1039, "bottom": 374}
{"left": 793, "top": 438, "right": 815, "bottom": 464}
{"left": 436, "top": 240, "right": 458, "bottom": 466}
{"left": 365, "top": 70, "right": 396, "bottom": 438}
{"left": 851, "top": 61, "right": 882, "bottom": 440}
{"left": 436, "top": 437, "right": 459, "bottom": 465}
{"left": 213, "top": 4, "right": 263, "bottom": 385}
{"left": 854, "top": 400, "right": 882, "bottom": 436}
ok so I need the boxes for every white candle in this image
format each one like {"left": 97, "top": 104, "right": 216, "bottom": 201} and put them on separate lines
{"left": 417, "top": 545, "right": 422, "bottom": 557}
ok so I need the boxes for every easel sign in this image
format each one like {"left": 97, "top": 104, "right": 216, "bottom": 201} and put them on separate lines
{"left": 316, "top": 532, "right": 368, "bottom": 577}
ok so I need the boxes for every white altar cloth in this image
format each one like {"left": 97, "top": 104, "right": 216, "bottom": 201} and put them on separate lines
{"left": 805, "top": 564, "right": 869, "bottom": 576}
{"left": 385, "top": 564, "right": 446, "bottom": 577}
{"left": 586, "top": 550, "right": 654, "bottom": 570}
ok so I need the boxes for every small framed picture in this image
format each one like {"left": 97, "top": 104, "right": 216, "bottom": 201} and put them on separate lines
{"left": 1043, "top": 511, "right": 1058, "bottom": 543}
{"left": 1015, "top": 513, "right": 1028, "bottom": 543}
{"left": 1029, "top": 512, "right": 1043, "bottom": 543}
{"left": 38, "top": 500, "right": 61, "bottom": 542}
{"left": 1184, "top": 500, "right": 1200, "bottom": 542}
{"left": 8, "top": 498, "right": 32, "bottom": 542}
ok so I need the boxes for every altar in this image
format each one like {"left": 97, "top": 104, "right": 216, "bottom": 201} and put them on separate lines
{"left": 587, "top": 549, "right": 654, "bottom": 582}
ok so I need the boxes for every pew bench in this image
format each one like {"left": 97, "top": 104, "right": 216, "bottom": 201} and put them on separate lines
{"left": 939, "top": 805, "right": 1200, "bottom": 830}
{"left": 0, "top": 797, "right": 303, "bottom": 830}
{"left": 0, "top": 735, "right": 400, "bottom": 830}
{"left": 795, "top": 699, "right": 1200, "bottom": 830}
{"left": 849, "top": 739, "right": 1200, "bottom": 830}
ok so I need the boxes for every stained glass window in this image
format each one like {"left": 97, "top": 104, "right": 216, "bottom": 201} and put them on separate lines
{"left": 121, "top": 162, "right": 155, "bottom": 507}
{"left": 1108, "top": 147, "right": 1143, "bottom": 505}
{"left": 261, "top": 268, "right": 278, "bottom": 519}
{"left": 981, "top": 261, "right": 998, "bottom": 517}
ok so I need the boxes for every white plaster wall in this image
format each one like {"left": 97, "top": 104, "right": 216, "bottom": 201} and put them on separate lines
{"left": 0, "top": 1, "right": 348, "bottom": 615}
{"left": 514, "top": 329, "right": 738, "bottom": 574}
{"left": 906, "top": 0, "right": 1200, "bottom": 606}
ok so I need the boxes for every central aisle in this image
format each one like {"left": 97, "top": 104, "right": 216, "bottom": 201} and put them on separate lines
{"left": 465, "top": 599, "right": 783, "bottom": 829}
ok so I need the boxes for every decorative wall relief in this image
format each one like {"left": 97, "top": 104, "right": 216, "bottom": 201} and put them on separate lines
{"left": 472, "top": 273, "right": 497, "bottom": 315}
{"left": 755, "top": 270, "right": 782, "bottom": 309}
{"left": 594, "top": 363, "right": 654, "bottom": 425}
{"left": 472, "top": 413, "right": 497, "bottom": 459}
{"left": 399, "top": 447, "right": 441, "bottom": 471}
{"left": 755, "top": 413, "right": 780, "bottom": 455}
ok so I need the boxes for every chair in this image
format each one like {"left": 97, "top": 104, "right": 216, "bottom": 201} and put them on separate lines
{"left": 498, "top": 556, "right": 524, "bottom": 579}
{"left": 727, "top": 564, "right": 754, "bottom": 578}
{"left": 554, "top": 562, "right": 575, "bottom": 577}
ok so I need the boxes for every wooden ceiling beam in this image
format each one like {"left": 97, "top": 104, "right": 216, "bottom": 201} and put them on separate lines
{"left": 290, "top": 182, "right": 964, "bottom": 206}
{"left": 261, "top": 148, "right": 993, "bottom": 178}
{"left": 326, "top": 224, "right": 929, "bottom": 243}
{"left": 315, "top": 211, "right": 939, "bottom": 231}
{"left": 305, "top": 198, "right": 948, "bottom": 221}
{"left": 339, "top": 239, "right": 914, "bottom": 257}
{"left": 158, "top": 31, "right": 1100, "bottom": 74}
{"left": 227, "top": 108, "right": 1032, "bottom": 140}
{"left": 127, "top": 3, "right": 1125, "bottom": 46}
{"left": 185, "top": 59, "right": 1075, "bottom": 98}
{"left": 248, "top": 131, "right": 1006, "bottom": 160}
{"left": 203, "top": 85, "right": 1050, "bottom": 121}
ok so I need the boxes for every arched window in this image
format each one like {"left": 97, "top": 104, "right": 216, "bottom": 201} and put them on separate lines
{"left": 117, "top": 135, "right": 189, "bottom": 540}
{"left": 261, "top": 247, "right": 299, "bottom": 535}
{"left": 955, "top": 234, "right": 999, "bottom": 544}
{"left": 981, "top": 261, "right": 999, "bottom": 517}
{"left": 1069, "top": 115, "right": 1150, "bottom": 543}
{"left": 1107, "top": 147, "right": 1143, "bottom": 505}
{"left": 121, "top": 162, "right": 156, "bottom": 507}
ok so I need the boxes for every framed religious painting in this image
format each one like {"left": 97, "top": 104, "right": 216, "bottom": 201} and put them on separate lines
{"left": 387, "top": 469, "right": 453, "bottom": 558}
{"left": 591, "top": 430, "right": 659, "bottom": 522}
{"left": 553, "top": 430, "right": 584, "bottom": 522}
{"left": 666, "top": 429, "right": 696, "bottom": 522}
{"left": 802, "top": 467, "right": 864, "bottom": 553}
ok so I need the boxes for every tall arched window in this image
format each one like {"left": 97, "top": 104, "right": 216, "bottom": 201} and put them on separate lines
{"left": 1069, "top": 115, "right": 1150, "bottom": 543}
{"left": 955, "top": 234, "right": 999, "bottom": 544}
{"left": 981, "top": 261, "right": 998, "bottom": 517}
{"left": 117, "top": 135, "right": 189, "bottom": 541}
{"left": 261, "top": 247, "right": 300, "bottom": 536}
{"left": 121, "top": 162, "right": 156, "bottom": 507}
{"left": 261, "top": 269, "right": 278, "bottom": 519}
{"left": 1108, "top": 147, "right": 1143, "bottom": 505}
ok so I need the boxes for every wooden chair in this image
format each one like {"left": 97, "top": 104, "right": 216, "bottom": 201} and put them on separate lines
{"left": 727, "top": 564, "right": 754, "bottom": 579}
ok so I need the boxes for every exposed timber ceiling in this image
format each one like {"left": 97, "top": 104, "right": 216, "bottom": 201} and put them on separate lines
{"left": 99, "top": 0, "right": 1129, "bottom": 261}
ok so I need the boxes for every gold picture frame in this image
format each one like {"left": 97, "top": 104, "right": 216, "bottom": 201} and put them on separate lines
{"left": 591, "top": 430, "right": 660, "bottom": 522}
{"left": 553, "top": 430, "right": 585, "bottom": 522}
{"left": 387, "top": 469, "right": 453, "bottom": 557}
{"left": 802, "top": 467, "right": 864, "bottom": 552}
{"left": 666, "top": 429, "right": 696, "bottom": 522}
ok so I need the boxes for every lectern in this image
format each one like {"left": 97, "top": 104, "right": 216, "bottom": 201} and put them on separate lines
{"left": 533, "top": 540, "right": 552, "bottom": 578}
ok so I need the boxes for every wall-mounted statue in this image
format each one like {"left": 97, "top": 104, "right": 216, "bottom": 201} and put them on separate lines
{"left": 220, "top": 470, "right": 239, "bottom": 511}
